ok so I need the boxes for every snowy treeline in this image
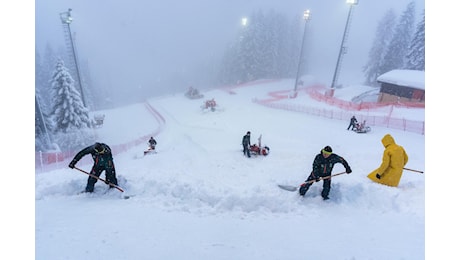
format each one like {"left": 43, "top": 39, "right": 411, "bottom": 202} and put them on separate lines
{"left": 35, "top": 4, "right": 424, "bottom": 153}
{"left": 363, "top": 2, "right": 425, "bottom": 86}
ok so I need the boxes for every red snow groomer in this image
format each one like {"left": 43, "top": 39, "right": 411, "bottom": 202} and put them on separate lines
{"left": 201, "top": 98, "right": 217, "bottom": 112}
{"left": 250, "top": 144, "right": 270, "bottom": 156}
{"left": 250, "top": 135, "right": 270, "bottom": 156}
{"left": 353, "top": 120, "right": 371, "bottom": 133}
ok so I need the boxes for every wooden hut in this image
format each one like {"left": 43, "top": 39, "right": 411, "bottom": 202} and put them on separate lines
{"left": 376, "top": 70, "right": 425, "bottom": 103}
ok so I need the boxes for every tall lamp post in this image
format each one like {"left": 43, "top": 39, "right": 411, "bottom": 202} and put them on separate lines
{"left": 291, "top": 9, "right": 311, "bottom": 98}
{"left": 35, "top": 96, "right": 52, "bottom": 148}
{"left": 330, "top": 0, "right": 358, "bottom": 93}
{"left": 60, "top": 8, "right": 86, "bottom": 107}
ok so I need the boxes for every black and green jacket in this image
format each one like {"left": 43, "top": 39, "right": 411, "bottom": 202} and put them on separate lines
{"left": 312, "top": 153, "right": 351, "bottom": 178}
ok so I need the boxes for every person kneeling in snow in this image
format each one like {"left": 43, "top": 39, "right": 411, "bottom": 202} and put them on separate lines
{"left": 367, "top": 134, "right": 408, "bottom": 187}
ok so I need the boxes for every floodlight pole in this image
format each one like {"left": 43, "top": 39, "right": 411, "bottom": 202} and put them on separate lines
{"left": 60, "top": 8, "right": 87, "bottom": 107}
{"left": 292, "top": 10, "right": 311, "bottom": 98}
{"left": 330, "top": 0, "right": 358, "bottom": 92}
{"left": 35, "top": 96, "right": 52, "bottom": 147}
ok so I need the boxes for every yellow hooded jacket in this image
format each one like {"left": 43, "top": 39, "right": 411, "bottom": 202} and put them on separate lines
{"left": 367, "top": 134, "right": 408, "bottom": 187}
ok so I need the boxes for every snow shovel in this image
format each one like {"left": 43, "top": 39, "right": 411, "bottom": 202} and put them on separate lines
{"left": 278, "top": 171, "right": 347, "bottom": 192}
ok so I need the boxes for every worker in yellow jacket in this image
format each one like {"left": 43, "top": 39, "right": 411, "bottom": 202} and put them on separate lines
{"left": 367, "top": 134, "right": 408, "bottom": 187}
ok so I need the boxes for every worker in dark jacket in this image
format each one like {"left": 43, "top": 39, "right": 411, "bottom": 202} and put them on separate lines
{"left": 68, "top": 142, "right": 118, "bottom": 193}
{"left": 299, "top": 146, "right": 352, "bottom": 200}
{"left": 347, "top": 116, "right": 358, "bottom": 130}
{"left": 148, "top": 137, "right": 157, "bottom": 150}
{"left": 242, "top": 131, "right": 251, "bottom": 158}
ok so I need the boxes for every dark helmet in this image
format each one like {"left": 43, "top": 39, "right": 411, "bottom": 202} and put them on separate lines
{"left": 94, "top": 142, "right": 104, "bottom": 153}
{"left": 247, "top": 131, "right": 251, "bottom": 135}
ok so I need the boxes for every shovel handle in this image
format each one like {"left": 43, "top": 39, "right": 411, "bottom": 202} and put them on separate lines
{"left": 403, "top": 167, "right": 424, "bottom": 174}
{"left": 305, "top": 171, "right": 347, "bottom": 184}
{"left": 74, "top": 167, "right": 124, "bottom": 192}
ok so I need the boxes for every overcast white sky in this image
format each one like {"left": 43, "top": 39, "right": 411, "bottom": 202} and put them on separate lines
{"left": 34, "top": 0, "right": 424, "bottom": 98}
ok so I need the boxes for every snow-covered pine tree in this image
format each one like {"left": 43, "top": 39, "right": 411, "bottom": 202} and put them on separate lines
{"left": 380, "top": 1, "right": 416, "bottom": 74}
{"left": 50, "top": 58, "right": 91, "bottom": 132}
{"left": 405, "top": 10, "right": 425, "bottom": 71}
{"left": 362, "top": 9, "right": 397, "bottom": 86}
{"left": 49, "top": 59, "right": 94, "bottom": 150}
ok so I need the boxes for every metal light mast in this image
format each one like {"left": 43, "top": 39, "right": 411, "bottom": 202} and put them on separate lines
{"left": 292, "top": 10, "right": 311, "bottom": 98}
{"left": 60, "top": 8, "right": 87, "bottom": 107}
{"left": 330, "top": 0, "right": 358, "bottom": 92}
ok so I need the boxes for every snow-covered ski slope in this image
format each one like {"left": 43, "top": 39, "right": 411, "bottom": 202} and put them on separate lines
{"left": 36, "top": 79, "right": 425, "bottom": 260}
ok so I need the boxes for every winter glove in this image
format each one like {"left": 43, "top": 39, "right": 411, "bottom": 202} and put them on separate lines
{"left": 68, "top": 160, "right": 76, "bottom": 169}
{"left": 315, "top": 176, "right": 321, "bottom": 182}
{"left": 299, "top": 183, "right": 308, "bottom": 196}
{"left": 346, "top": 167, "right": 352, "bottom": 174}
{"left": 376, "top": 173, "right": 381, "bottom": 179}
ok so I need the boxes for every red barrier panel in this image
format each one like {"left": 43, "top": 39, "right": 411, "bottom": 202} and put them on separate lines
{"left": 253, "top": 85, "right": 425, "bottom": 136}
{"left": 36, "top": 102, "right": 167, "bottom": 171}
